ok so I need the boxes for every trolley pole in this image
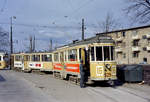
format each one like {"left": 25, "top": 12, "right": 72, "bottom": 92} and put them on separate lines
{"left": 82, "top": 18, "right": 85, "bottom": 40}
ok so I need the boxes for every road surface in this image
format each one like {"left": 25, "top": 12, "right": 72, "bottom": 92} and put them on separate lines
{"left": 0, "top": 70, "right": 150, "bottom": 102}
{"left": 0, "top": 70, "right": 58, "bottom": 102}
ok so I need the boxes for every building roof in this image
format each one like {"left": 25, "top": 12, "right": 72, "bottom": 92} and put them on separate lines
{"left": 96, "top": 25, "right": 150, "bottom": 35}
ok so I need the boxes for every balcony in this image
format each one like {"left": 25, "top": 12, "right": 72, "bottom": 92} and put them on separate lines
{"left": 115, "top": 47, "right": 123, "bottom": 52}
{"left": 146, "top": 34, "right": 150, "bottom": 39}
{"left": 147, "top": 46, "right": 150, "bottom": 51}
{"left": 132, "top": 35, "right": 140, "bottom": 40}
{"left": 116, "top": 37, "right": 123, "bottom": 42}
{"left": 132, "top": 46, "right": 140, "bottom": 52}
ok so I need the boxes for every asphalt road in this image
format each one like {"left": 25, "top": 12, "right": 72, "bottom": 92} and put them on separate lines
{"left": 0, "top": 70, "right": 150, "bottom": 102}
{"left": 0, "top": 70, "right": 58, "bottom": 102}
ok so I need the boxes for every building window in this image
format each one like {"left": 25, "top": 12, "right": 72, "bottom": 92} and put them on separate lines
{"left": 132, "top": 52, "right": 139, "bottom": 58}
{"left": 143, "top": 58, "right": 147, "bottom": 63}
{"left": 142, "top": 35, "right": 147, "bottom": 39}
{"left": 132, "top": 30, "right": 138, "bottom": 36}
{"left": 148, "top": 39, "right": 150, "bottom": 44}
{"left": 123, "top": 53, "right": 126, "bottom": 58}
{"left": 122, "top": 31, "right": 126, "bottom": 37}
{"left": 116, "top": 32, "right": 119, "bottom": 38}
{"left": 133, "top": 40, "right": 139, "bottom": 46}
{"left": 143, "top": 47, "right": 147, "bottom": 51}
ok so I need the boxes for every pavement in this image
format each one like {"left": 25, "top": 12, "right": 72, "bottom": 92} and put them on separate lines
{"left": 0, "top": 70, "right": 58, "bottom": 102}
{"left": 0, "top": 70, "right": 150, "bottom": 102}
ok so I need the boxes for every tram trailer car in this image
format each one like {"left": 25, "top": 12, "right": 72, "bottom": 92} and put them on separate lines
{"left": 0, "top": 53, "right": 7, "bottom": 69}
{"left": 25, "top": 52, "right": 53, "bottom": 72}
{"left": 53, "top": 35, "right": 117, "bottom": 84}
{"left": 11, "top": 53, "right": 24, "bottom": 70}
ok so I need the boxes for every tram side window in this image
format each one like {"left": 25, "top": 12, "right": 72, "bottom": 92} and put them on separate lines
{"left": 54, "top": 53, "right": 59, "bottom": 62}
{"left": 91, "top": 47, "right": 95, "bottom": 61}
{"left": 68, "top": 49, "right": 77, "bottom": 61}
{"left": 42, "top": 54, "right": 52, "bottom": 62}
{"left": 96, "top": 47, "right": 103, "bottom": 61}
{"left": 24, "top": 55, "right": 30, "bottom": 61}
{"left": 32, "top": 55, "right": 40, "bottom": 61}
{"left": 111, "top": 46, "right": 114, "bottom": 60}
{"left": 60, "top": 52, "right": 64, "bottom": 62}
{"left": 15, "top": 55, "right": 22, "bottom": 61}
{"left": 64, "top": 51, "right": 67, "bottom": 61}
{"left": 104, "top": 46, "right": 110, "bottom": 61}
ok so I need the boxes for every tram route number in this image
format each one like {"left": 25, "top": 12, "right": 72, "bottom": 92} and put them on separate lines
{"left": 96, "top": 66, "right": 104, "bottom": 76}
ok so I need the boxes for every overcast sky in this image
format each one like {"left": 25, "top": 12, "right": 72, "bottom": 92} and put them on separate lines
{"left": 0, "top": 0, "right": 133, "bottom": 52}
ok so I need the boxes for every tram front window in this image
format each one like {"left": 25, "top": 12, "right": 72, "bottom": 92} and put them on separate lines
{"left": 91, "top": 47, "right": 95, "bottom": 61}
{"left": 96, "top": 47, "right": 103, "bottom": 61}
{"left": 111, "top": 46, "right": 114, "bottom": 60}
{"left": 104, "top": 46, "right": 110, "bottom": 61}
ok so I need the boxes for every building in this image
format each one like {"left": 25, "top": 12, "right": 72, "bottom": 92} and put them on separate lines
{"left": 97, "top": 25, "right": 150, "bottom": 64}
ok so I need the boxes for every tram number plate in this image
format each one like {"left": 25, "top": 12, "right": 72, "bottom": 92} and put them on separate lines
{"left": 105, "top": 73, "right": 111, "bottom": 77}
{"left": 96, "top": 66, "right": 103, "bottom": 76}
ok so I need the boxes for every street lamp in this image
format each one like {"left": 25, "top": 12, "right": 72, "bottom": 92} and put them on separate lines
{"left": 10, "top": 16, "right": 16, "bottom": 70}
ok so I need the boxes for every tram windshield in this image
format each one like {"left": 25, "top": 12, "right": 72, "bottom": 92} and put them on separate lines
{"left": 91, "top": 46, "right": 114, "bottom": 61}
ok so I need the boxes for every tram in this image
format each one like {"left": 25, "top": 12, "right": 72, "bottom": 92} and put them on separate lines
{"left": 53, "top": 35, "right": 117, "bottom": 84}
{"left": 11, "top": 34, "right": 117, "bottom": 85}
{"left": 0, "top": 52, "right": 8, "bottom": 69}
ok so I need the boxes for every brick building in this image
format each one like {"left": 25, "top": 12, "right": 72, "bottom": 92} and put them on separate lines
{"left": 97, "top": 25, "right": 150, "bottom": 64}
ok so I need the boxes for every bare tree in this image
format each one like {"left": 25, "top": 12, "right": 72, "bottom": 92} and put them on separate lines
{"left": 0, "top": 27, "right": 9, "bottom": 53}
{"left": 98, "top": 12, "right": 120, "bottom": 33}
{"left": 124, "top": 0, "right": 150, "bottom": 24}
{"left": 29, "top": 35, "right": 35, "bottom": 52}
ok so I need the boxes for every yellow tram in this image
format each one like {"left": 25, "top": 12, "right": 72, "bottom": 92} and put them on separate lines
{"left": 25, "top": 52, "right": 53, "bottom": 72}
{"left": 53, "top": 35, "right": 117, "bottom": 84}
{"left": 0, "top": 53, "right": 7, "bottom": 69}
{"left": 11, "top": 35, "right": 117, "bottom": 86}
{"left": 12, "top": 52, "right": 53, "bottom": 72}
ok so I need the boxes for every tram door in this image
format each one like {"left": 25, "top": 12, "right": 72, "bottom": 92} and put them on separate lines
{"left": 60, "top": 52, "right": 65, "bottom": 74}
{"left": 23, "top": 55, "right": 28, "bottom": 70}
{"left": 79, "top": 48, "right": 90, "bottom": 77}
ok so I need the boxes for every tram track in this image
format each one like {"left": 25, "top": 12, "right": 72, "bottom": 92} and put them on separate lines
{"left": 87, "top": 86, "right": 149, "bottom": 102}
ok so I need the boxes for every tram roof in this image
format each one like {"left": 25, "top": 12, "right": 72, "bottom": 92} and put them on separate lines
{"left": 58, "top": 34, "right": 114, "bottom": 48}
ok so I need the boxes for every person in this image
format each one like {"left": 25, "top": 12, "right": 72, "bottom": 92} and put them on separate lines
{"left": 80, "top": 59, "right": 85, "bottom": 88}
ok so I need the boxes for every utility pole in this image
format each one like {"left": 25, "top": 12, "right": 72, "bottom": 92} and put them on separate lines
{"left": 10, "top": 16, "right": 16, "bottom": 70}
{"left": 50, "top": 39, "right": 52, "bottom": 51}
{"left": 10, "top": 17, "right": 13, "bottom": 54}
{"left": 33, "top": 36, "right": 35, "bottom": 52}
{"left": 29, "top": 36, "right": 33, "bottom": 52}
{"left": 82, "top": 18, "right": 85, "bottom": 40}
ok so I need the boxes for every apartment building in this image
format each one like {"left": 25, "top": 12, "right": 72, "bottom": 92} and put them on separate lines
{"left": 97, "top": 25, "right": 150, "bottom": 64}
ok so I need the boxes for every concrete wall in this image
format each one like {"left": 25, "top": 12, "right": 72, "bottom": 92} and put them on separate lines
{"left": 106, "top": 27, "right": 150, "bottom": 64}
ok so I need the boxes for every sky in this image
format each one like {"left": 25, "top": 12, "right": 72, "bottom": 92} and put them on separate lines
{"left": 0, "top": 0, "right": 133, "bottom": 52}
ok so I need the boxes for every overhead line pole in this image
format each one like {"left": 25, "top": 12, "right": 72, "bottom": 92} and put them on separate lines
{"left": 10, "top": 17, "right": 13, "bottom": 54}
{"left": 82, "top": 18, "right": 85, "bottom": 40}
